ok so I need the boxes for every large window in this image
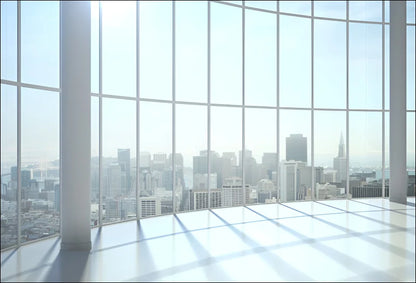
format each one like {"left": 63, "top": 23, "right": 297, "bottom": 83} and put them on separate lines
{"left": 1, "top": 1, "right": 415, "bottom": 250}
{"left": 1, "top": 1, "right": 60, "bottom": 249}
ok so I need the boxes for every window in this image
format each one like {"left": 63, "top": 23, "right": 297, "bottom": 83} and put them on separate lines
{"left": 1, "top": 0, "right": 413, "bottom": 250}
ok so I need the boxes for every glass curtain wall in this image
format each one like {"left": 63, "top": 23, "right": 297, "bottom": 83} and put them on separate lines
{"left": 88, "top": 0, "right": 415, "bottom": 227}
{"left": 1, "top": 1, "right": 415, "bottom": 250}
{"left": 1, "top": 1, "right": 61, "bottom": 249}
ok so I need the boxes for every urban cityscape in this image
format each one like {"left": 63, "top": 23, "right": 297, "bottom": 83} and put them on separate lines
{"left": 2, "top": 133, "right": 415, "bottom": 248}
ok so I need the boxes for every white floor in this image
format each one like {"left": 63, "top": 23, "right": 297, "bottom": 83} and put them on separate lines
{"left": 1, "top": 198, "right": 415, "bottom": 282}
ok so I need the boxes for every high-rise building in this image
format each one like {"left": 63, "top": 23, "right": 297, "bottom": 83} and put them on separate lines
{"left": 280, "top": 160, "right": 306, "bottom": 202}
{"left": 262, "top": 153, "right": 277, "bottom": 180}
{"left": 11, "top": 166, "right": 32, "bottom": 188}
{"left": 333, "top": 133, "right": 347, "bottom": 182}
{"left": 238, "top": 150, "right": 252, "bottom": 166}
{"left": 139, "top": 196, "right": 161, "bottom": 218}
{"left": 193, "top": 155, "right": 208, "bottom": 174}
{"left": 193, "top": 173, "right": 217, "bottom": 190}
{"left": 221, "top": 177, "right": 250, "bottom": 207}
{"left": 286, "top": 134, "right": 307, "bottom": 162}
{"left": 152, "top": 153, "right": 168, "bottom": 171}
{"left": 118, "top": 149, "right": 131, "bottom": 194}
{"left": 105, "top": 163, "right": 122, "bottom": 197}
{"left": 189, "top": 189, "right": 222, "bottom": 210}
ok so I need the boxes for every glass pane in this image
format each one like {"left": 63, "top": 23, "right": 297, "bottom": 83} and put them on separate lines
{"left": 407, "top": 26, "right": 415, "bottom": 110}
{"left": 314, "top": 1, "right": 346, "bottom": 19}
{"left": 1, "top": 1, "right": 17, "bottom": 81}
{"left": 139, "top": 102, "right": 172, "bottom": 217}
{"left": 385, "top": 112, "right": 390, "bottom": 194}
{"left": 102, "top": 98, "right": 136, "bottom": 223}
{"left": 349, "top": 23, "right": 382, "bottom": 109}
{"left": 211, "top": 106, "right": 242, "bottom": 207}
{"left": 349, "top": 1, "right": 382, "bottom": 22}
{"left": 175, "top": 1, "right": 207, "bottom": 103}
{"left": 90, "top": 97, "right": 99, "bottom": 227}
{"left": 102, "top": 1, "right": 136, "bottom": 97}
{"left": 314, "top": 111, "right": 347, "bottom": 200}
{"left": 176, "top": 105, "right": 207, "bottom": 212}
{"left": 1, "top": 84, "right": 17, "bottom": 249}
{"left": 245, "top": 9, "right": 276, "bottom": 106}
{"left": 408, "top": 0, "right": 415, "bottom": 24}
{"left": 21, "top": 1, "right": 59, "bottom": 88}
{"left": 280, "top": 15, "right": 311, "bottom": 108}
{"left": 245, "top": 108, "right": 277, "bottom": 204}
{"left": 349, "top": 112, "right": 382, "bottom": 198}
{"left": 91, "top": 1, "right": 99, "bottom": 94}
{"left": 407, "top": 113, "right": 415, "bottom": 196}
{"left": 279, "top": 110, "right": 311, "bottom": 202}
{"left": 211, "top": 3, "right": 242, "bottom": 105}
{"left": 245, "top": 1, "right": 276, "bottom": 11}
{"left": 314, "top": 20, "right": 346, "bottom": 109}
{"left": 139, "top": 1, "right": 172, "bottom": 100}
{"left": 279, "top": 1, "right": 311, "bottom": 16}
{"left": 385, "top": 25, "right": 390, "bottom": 110}
{"left": 21, "top": 88, "right": 60, "bottom": 243}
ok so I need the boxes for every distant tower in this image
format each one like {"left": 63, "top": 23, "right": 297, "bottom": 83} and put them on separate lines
{"left": 286, "top": 134, "right": 307, "bottom": 162}
{"left": 333, "top": 133, "right": 347, "bottom": 182}
{"left": 118, "top": 149, "right": 131, "bottom": 194}
{"left": 338, "top": 132, "right": 345, "bottom": 158}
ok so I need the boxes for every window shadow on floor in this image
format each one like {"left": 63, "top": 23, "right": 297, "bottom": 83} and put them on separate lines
{"left": 44, "top": 249, "right": 89, "bottom": 282}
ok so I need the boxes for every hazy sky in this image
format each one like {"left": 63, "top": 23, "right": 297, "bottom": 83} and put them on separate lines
{"left": 1, "top": 1, "right": 415, "bottom": 171}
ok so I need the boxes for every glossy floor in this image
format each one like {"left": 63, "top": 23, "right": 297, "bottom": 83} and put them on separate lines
{"left": 1, "top": 198, "right": 415, "bottom": 282}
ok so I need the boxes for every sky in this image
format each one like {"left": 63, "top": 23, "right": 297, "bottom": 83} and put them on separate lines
{"left": 1, "top": 0, "right": 415, "bottom": 171}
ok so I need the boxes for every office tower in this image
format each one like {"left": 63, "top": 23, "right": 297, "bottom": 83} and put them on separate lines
{"left": 333, "top": 133, "right": 347, "bottom": 182}
{"left": 168, "top": 153, "right": 185, "bottom": 189}
{"left": 105, "top": 199, "right": 121, "bottom": 220}
{"left": 257, "top": 179, "right": 276, "bottom": 203}
{"left": 189, "top": 189, "right": 222, "bottom": 210}
{"left": 105, "top": 163, "right": 122, "bottom": 198}
{"left": 315, "top": 167, "right": 324, "bottom": 184}
{"left": 324, "top": 170, "right": 337, "bottom": 183}
{"left": 238, "top": 150, "right": 252, "bottom": 166}
{"left": 118, "top": 149, "right": 131, "bottom": 194}
{"left": 223, "top": 152, "right": 237, "bottom": 167}
{"left": 246, "top": 160, "right": 261, "bottom": 186}
{"left": 262, "top": 153, "right": 278, "bottom": 180}
{"left": 121, "top": 197, "right": 136, "bottom": 220}
{"left": 168, "top": 153, "right": 184, "bottom": 168}
{"left": 286, "top": 134, "right": 307, "bottom": 162}
{"left": 221, "top": 177, "right": 250, "bottom": 207}
{"left": 152, "top": 153, "right": 167, "bottom": 171}
{"left": 193, "top": 155, "right": 208, "bottom": 174}
{"left": 280, "top": 160, "right": 306, "bottom": 202}
{"left": 11, "top": 166, "right": 32, "bottom": 188}
{"left": 193, "top": 173, "right": 217, "bottom": 190}
{"left": 44, "top": 179, "right": 55, "bottom": 191}
{"left": 139, "top": 196, "right": 161, "bottom": 218}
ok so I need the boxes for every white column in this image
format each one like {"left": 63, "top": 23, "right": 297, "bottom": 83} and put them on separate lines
{"left": 61, "top": 1, "right": 91, "bottom": 250}
{"left": 389, "top": 1, "right": 407, "bottom": 204}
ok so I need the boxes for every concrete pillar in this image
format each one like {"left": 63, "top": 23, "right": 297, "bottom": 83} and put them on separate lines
{"left": 61, "top": 1, "right": 91, "bottom": 250}
{"left": 389, "top": 1, "right": 407, "bottom": 204}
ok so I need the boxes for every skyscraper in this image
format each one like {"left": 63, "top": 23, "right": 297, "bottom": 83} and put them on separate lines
{"left": 118, "top": 149, "right": 131, "bottom": 194}
{"left": 333, "top": 133, "right": 347, "bottom": 182}
{"left": 286, "top": 134, "right": 307, "bottom": 162}
{"left": 280, "top": 160, "right": 306, "bottom": 202}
